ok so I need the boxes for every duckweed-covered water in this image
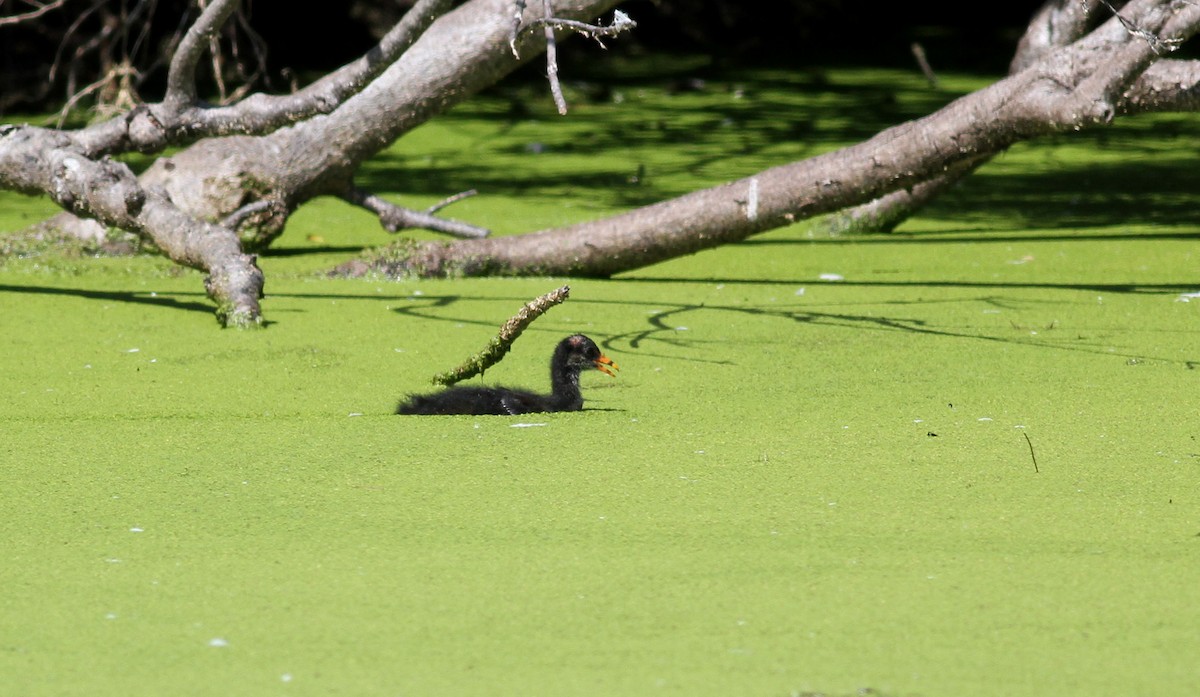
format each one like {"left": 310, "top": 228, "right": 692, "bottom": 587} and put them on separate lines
{"left": 2, "top": 67, "right": 1198, "bottom": 696}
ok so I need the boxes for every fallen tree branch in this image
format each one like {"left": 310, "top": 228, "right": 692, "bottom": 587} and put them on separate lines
{"left": 334, "top": 0, "right": 1200, "bottom": 278}
{"left": 74, "top": 0, "right": 456, "bottom": 156}
{"left": 431, "top": 284, "right": 570, "bottom": 385}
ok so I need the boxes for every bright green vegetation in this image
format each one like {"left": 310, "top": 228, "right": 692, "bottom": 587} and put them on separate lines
{"left": 2, "top": 67, "right": 1198, "bottom": 696}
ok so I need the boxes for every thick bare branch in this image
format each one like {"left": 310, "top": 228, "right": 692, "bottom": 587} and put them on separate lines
{"left": 822, "top": 155, "right": 991, "bottom": 235}
{"left": 1011, "top": 0, "right": 1102, "bottom": 72}
{"left": 0, "top": 125, "right": 263, "bottom": 325}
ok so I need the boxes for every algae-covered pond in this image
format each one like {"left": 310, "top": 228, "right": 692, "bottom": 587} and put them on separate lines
{"left": 2, "top": 67, "right": 1199, "bottom": 696}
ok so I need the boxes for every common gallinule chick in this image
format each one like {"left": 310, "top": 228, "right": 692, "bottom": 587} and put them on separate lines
{"left": 396, "top": 334, "right": 619, "bottom": 415}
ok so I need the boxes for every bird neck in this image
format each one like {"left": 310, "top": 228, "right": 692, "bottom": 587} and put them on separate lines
{"left": 549, "top": 365, "right": 584, "bottom": 410}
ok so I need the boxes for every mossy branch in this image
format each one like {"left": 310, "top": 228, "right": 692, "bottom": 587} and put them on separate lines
{"left": 431, "top": 284, "right": 570, "bottom": 386}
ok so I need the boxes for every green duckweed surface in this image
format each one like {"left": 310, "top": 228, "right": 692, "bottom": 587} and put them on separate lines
{"left": 2, "top": 67, "right": 1199, "bottom": 696}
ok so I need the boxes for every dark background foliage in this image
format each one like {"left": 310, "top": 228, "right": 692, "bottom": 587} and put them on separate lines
{"left": 1, "top": 0, "right": 1046, "bottom": 115}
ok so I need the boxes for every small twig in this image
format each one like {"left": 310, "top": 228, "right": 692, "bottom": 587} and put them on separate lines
{"left": 508, "top": 0, "right": 528, "bottom": 57}
{"left": 513, "top": 6, "right": 636, "bottom": 115}
{"left": 0, "top": 0, "right": 69, "bottom": 27}
{"left": 1022, "top": 431, "right": 1040, "bottom": 473}
{"left": 343, "top": 187, "right": 490, "bottom": 239}
{"left": 1099, "top": 0, "right": 1185, "bottom": 54}
{"left": 541, "top": 0, "right": 568, "bottom": 115}
{"left": 524, "top": 10, "right": 636, "bottom": 46}
{"left": 221, "top": 199, "right": 275, "bottom": 229}
{"left": 424, "top": 189, "right": 478, "bottom": 215}
{"left": 911, "top": 42, "right": 939, "bottom": 88}
{"left": 432, "top": 285, "right": 571, "bottom": 386}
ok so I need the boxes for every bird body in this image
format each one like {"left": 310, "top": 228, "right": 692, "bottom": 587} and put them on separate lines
{"left": 396, "top": 334, "right": 618, "bottom": 416}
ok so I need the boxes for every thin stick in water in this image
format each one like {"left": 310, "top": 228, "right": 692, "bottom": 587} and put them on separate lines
{"left": 1022, "top": 431, "right": 1040, "bottom": 473}
{"left": 431, "top": 285, "right": 571, "bottom": 386}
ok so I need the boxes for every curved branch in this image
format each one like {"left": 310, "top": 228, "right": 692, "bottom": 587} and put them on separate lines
{"left": 165, "top": 0, "right": 241, "bottom": 108}
{"left": 431, "top": 285, "right": 571, "bottom": 385}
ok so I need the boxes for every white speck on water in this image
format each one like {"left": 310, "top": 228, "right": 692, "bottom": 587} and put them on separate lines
{"left": 208, "top": 638, "right": 229, "bottom": 648}
{"left": 105, "top": 613, "right": 118, "bottom": 620}
{"left": 982, "top": 309, "right": 1000, "bottom": 314}
{"left": 149, "top": 292, "right": 157, "bottom": 297}
{"left": 104, "top": 558, "right": 122, "bottom": 563}
{"left": 126, "top": 348, "right": 140, "bottom": 353}
{"left": 129, "top": 527, "right": 144, "bottom": 533}
{"left": 1175, "top": 291, "right": 1200, "bottom": 302}
{"left": 149, "top": 359, "right": 157, "bottom": 363}
{"left": 1014, "top": 424, "right": 1027, "bottom": 429}
{"left": 280, "top": 674, "right": 293, "bottom": 683}
{"left": 510, "top": 423, "right": 546, "bottom": 428}
{"left": 794, "top": 287, "right": 806, "bottom": 296}
{"left": 694, "top": 450, "right": 705, "bottom": 454}
{"left": 913, "top": 418, "right": 924, "bottom": 423}
{"left": 393, "top": 348, "right": 405, "bottom": 352}
{"left": 348, "top": 412, "right": 363, "bottom": 417}
{"left": 978, "top": 417, "right": 993, "bottom": 422}
{"left": 84, "top": 364, "right": 92, "bottom": 369}
{"left": 675, "top": 326, "right": 689, "bottom": 331}
{"left": 828, "top": 502, "right": 837, "bottom": 507}
{"left": 819, "top": 273, "right": 844, "bottom": 281}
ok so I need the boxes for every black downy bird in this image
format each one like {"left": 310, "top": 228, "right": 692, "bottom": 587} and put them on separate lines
{"left": 396, "top": 334, "right": 619, "bottom": 415}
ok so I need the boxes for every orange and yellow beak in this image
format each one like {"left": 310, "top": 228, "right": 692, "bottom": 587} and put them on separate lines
{"left": 594, "top": 354, "right": 619, "bottom": 377}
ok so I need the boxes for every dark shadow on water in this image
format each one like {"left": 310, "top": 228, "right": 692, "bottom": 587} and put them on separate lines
{"left": 0, "top": 283, "right": 215, "bottom": 315}
{"left": 377, "top": 285, "right": 1200, "bottom": 369}
{"left": 738, "top": 230, "right": 1200, "bottom": 246}
{"left": 261, "top": 245, "right": 368, "bottom": 258}
{"left": 615, "top": 277, "right": 1200, "bottom": 295}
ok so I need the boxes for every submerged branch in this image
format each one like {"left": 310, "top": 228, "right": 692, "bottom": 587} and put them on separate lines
{"left": 431, "top": 285, "right": 570, "bottom": 385}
